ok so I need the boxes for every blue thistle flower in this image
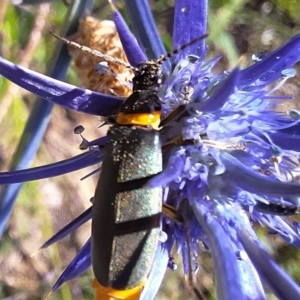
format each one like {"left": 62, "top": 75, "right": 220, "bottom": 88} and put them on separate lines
{"left": 1, "top": 0, "right": 300, "bottom": 299}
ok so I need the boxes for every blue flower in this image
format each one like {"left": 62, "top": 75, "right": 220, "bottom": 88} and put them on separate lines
{"left": 1, "top": 0, "right": 300, "bottom": 299}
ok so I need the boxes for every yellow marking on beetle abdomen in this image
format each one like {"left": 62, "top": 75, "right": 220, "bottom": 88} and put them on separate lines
{"left": 116, "top": 111, "right": 160, "bottom": 129}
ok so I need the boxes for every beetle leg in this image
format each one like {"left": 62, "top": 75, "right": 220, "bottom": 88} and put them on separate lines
{"left": 162, "top": 204, "right": 184, "bottom": 223}
{"left": 159, "top": 105, "right": 186, "bottom": 127}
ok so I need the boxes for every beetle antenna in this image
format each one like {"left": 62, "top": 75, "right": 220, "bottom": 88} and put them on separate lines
{"left": 50, "top": 30, "right": 137, "bottom": 72}
{"left": 156, "top": 34, "right": 208, "bottom": 64}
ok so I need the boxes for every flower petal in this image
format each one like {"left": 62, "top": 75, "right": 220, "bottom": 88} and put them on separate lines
{"left": 0, "top": 151, "right": 101, "bottom": 184}
{"left": 195, "top": 68, "right": 240, "bottom": 112}
{"left": 173, "top": 0, "right": 208, "bottom": 61}
{"left": 239, "top": 33, "right": 300, "bottom": 87}
{"left": 256, "top": 214, "right": 300, "bottom": 249}
{"left": 221, "top": 151, "right": 300, "bottom": 204}
{"left": 124, "top": 0, "right": 170, "bottom": 72}
{"left": 264, "top": 131, "right": 300, "bottom": 151}
{"left": 193, "top": 203, "right": 254, "bottom": 300}
{"left": 111, "top": 3, "right": 146, "bottom": 66}
{"left": 0, "top": 56, "right": 123, "bottom": 116}
{"left": 40, "top": 207, "right": 92, "bottom": 249}
{"left": 52, "top": 239, "right": 91, "bottom": 291}
{"left": 0, "top": 151, "right": 99, "bottom": 236}
{"left": 280, "top": 123, "right": 300, "bottom": 134}
{"left": 0, "top": 0, "right": 96, "bottom": 239}
{"left": 147, "top": 150, "right": 185, "bottom": 187}
{"left": 238, "top": 225, "right": 300, "bottom": 299}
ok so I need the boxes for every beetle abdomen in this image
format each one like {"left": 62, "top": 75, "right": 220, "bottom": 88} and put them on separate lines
{"left": 92, "top": 125, "right": 162, "bottom": 290}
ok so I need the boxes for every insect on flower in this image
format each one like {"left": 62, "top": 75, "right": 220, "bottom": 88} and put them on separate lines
{"left": 50, "top": 31, "right": 208, "bottom": 299}
{"left": 3, "top": 1, "right": 300, "bottom": 299}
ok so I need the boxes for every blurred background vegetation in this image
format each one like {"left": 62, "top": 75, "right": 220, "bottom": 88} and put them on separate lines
{"left": 0, "top": 0, "right": 300, "bottom": 299}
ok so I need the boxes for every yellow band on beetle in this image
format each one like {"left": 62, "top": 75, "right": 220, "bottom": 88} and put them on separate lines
{"left": 116, "top": 111, "right": 160, "bottom": 128}
{"left": 92, "top": 278, "right": 145, "bottom": 300}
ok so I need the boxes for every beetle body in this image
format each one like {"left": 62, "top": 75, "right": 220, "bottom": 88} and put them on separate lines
{"left": 90, "top": 35, "right": 208, "bottom": 299}
{"left": 92, "top": 125, "right": 162, "bottom": 287}
{"left": 92, "top": 83, "right": 163, "bottom": 298}
{"left": 49, "top": 32, "right": 208, "bottom": 299}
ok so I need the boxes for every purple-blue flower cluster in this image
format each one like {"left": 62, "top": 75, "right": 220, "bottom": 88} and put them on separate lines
{"left": 1, "top": 0, "right": 300, "bottom": 299}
